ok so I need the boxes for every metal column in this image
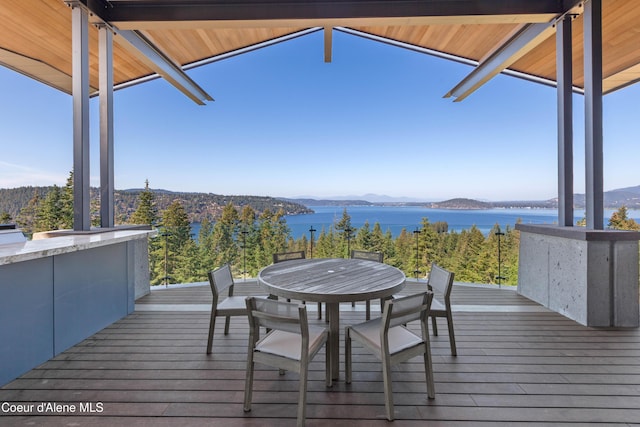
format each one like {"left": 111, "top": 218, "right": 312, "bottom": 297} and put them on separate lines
{"left": 584, "top": 0, "right": 604, "bottom": 230}
{"left": 556, "top": 16, "right": 574, "bottom": 227}
{"left": 70, "top": 3, "right": 91, "bottom": 230}
{"left": 99, "top": 25, "right": 115, "bottom": 228}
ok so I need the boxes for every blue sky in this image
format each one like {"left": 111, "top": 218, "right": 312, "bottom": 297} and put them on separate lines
{"left": 1, "top": 29, "right": 638, "bottom": 201}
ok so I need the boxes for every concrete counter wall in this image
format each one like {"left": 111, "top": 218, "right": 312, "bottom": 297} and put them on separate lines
{"left": 0, "top": 228, "right": 153, "bottom": 386}
{"left": 516, "top": 224, "right": 640, "bottom": 327}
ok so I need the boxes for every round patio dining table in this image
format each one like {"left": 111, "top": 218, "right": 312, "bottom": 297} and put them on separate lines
{"left": 257, "top": 257, "right": 406, "bottom": 380}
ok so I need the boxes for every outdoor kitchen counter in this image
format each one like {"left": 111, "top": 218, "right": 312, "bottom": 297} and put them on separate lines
{"left": 0, "top": 227, "right": 154, "bottom": 386}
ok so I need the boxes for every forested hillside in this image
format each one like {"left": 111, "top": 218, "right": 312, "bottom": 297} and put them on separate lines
{"left": 0, "top": 186, "right": 312, "bottom": 224}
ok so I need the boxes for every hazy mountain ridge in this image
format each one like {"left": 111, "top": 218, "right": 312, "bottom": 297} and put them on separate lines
{"left": 290, "top": 186, "right": 640, "bottom": 209}
{"left": 0, "top": 187, "right": 312, "bottom": 223}
{"left": 2, "top": 186, "right": 638, "bottom": 224}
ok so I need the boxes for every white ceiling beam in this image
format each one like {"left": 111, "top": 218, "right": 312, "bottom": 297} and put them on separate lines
{"left": 444, "top": 22, "right": 556, "bottom": 102}
{"left": 113, "top": 29, "right": 213, "bottom": 105}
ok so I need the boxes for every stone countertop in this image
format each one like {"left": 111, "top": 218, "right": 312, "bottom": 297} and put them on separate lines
{"left": 516, "top": 223, "right": 640, "bottom": 241}
{"left": 0, "top": 228, "right": 155, "bottom": 266}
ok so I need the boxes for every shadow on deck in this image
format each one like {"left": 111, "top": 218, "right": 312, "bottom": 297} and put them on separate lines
{"left": 2, "top": 280, "right": 640, "bottom": 426}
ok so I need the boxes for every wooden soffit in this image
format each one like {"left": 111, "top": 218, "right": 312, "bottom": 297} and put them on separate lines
{"left": 1, "top": 0, "right": 639, "bottom": 98}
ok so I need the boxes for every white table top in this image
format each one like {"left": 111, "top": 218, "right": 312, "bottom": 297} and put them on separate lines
{"left": 257, "top": 258, "right": 406, "bottom": 303}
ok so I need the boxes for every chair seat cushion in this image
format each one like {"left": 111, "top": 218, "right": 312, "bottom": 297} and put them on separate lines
{"left": 430, "top": 298, "right": 446, "bottom": 312}
{"left": 256, "top": 325, "right": 327, "bottom": 360}
{"left": 218, "top": 295, "right": 248, "bottom": 309}
{"left": 349, "top": 319, "right": 422, "bottom": 355}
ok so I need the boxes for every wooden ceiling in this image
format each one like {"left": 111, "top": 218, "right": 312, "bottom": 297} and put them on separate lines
{"left": 1, "top": 0, "right": 639, "bottom": 98}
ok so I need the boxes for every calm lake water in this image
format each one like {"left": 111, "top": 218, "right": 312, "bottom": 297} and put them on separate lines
{"left": 283, "top": 206, "right": 640, "bottom": 239}
{"left": 190, "top": 206, "right": 639, "bottom": 240}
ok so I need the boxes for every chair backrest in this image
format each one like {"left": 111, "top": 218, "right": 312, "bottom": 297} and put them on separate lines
{"left": 427, "top": 263, "right": 455, "bottom": 300}
{"left": 273, "top": 250, "right": 306, "bottom": 264}
{"left": 245, "top": 297, "right": 307, "bottom": 335}
{"left": 208, "top": 264, "right": 234, "bottom": 298}
{"left": 382, "top": 291, "right": 433, "bottom": 329}
{"left": 350, "top": 250, "right": 384, "bottom": 263}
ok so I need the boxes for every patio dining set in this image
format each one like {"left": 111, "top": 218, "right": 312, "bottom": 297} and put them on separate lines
{"left": 206, "top": 251, "right": 457, "bottom": 426}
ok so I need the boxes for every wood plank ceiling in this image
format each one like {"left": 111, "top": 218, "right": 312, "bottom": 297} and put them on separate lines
{"left": 1, "top": 0, "right": 639, "bottom": 98}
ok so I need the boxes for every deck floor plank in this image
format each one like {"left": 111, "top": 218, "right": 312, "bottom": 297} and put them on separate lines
{"left": 2, "top": 282, "right": 640, "bottom": 426}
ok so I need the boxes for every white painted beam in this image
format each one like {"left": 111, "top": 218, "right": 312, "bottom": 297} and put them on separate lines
{"left": 444, "top": 22, "right": 555, "bottom": 102}
{"left": 113, "top": 29, "right": 213, "bottom": 105}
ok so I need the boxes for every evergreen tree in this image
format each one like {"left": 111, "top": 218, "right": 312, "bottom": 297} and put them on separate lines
{"left": 130, "top": 180, "right": 158, "bottom": 225}
{"left": 197, "top": 218, "right": 216, "bottom": 276}
{"left": 608, "top": 206, "right": 640, "bottom": 230}
{"left": 16, "top": 191, "right": 40, "bottom": 237}
{"left": 239, "top": 206, "right": 259, "bottom": 277}
{"left": 335, "top": 208, "right": 354, "bottom": 257}
{"left": 212, "top": 202, "right": 239, "bottom": 268}
{"left": 0, "top": 212, "right": 12, "bottom": 223}
{"left": 34, "top": 185, "right": 62, "bottom": 232}
{"left": 59, "top": 171, "right": 74, "bottom": 229}
{"left": 152, "top": 200, "right": 192, "bottom": 285}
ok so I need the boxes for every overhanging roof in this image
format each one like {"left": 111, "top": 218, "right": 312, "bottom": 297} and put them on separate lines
{"left": 1, "top": 0, "right": 639, "bottom": 100}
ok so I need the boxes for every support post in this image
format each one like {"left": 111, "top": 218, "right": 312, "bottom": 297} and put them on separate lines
{"left": 584, "top": 0, "right": 604, "bottom": 230}
{"left": 98, "top": 24, "right": 115, "bottom": 228}
{"left": 71, "top": 3, "right": 91, "bottom": 230}
{"left": 556, "top": 16, "right": 574, "bottom": 227}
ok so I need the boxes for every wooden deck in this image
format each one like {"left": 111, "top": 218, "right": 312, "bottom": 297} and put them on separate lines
{"left": 2, "top": 280, "right": 640, "bottom": 426}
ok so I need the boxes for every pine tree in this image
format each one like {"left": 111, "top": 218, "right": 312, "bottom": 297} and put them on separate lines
{"left": 0, "top": 212, "right": 12, "bottom": 223}
{"left": 608, "top": 206, "right": 640, "bottom": 230}
{"left": 130, "top": 180, "right": 158, "bottom": 225}
{"left": 34, "top": 185, "right": 62, "bottom": 232}
{"left": 59, "top": 171, "right": 74, "bottom": 229}
{"left": 152, "top": 200, "right": 192, "bottom": 285}
{"left": 16, "top": 191, "right": 40, "bottom": 237}
{"left": 335, "top": 208, "right": 353, "bottom": 257}
{"left": 212, "top": 202, "right": 239, "bottom": 268}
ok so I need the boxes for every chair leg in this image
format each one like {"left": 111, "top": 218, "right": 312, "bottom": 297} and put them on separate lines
{"left": 423, "top": 338, "right": 436, "bottom": 399}
{"left": 431, "top": 315, "right": 439, "bottom": 336}
{"left": 297, "top": 363, "right": 309, "bottom": 427}
{"left": 318, "top": 302, "right": 322, "bottom": 320}
{"left": 381, "top": 354, "right": 394, "bottom": 421}
{"left": 206, "top": 310, "right": 217, "bottom": 354}
{"left": 243, "top": 355, "right": 255, "bottom": 412}
{"left": 365, "top": 300, "right": 371, "bottom": 321}
{"left": 325, "top": 338, "right": 332, "bottom": 388}
{"left": 345, "top": 327, "right": 352, "bottom": 384}
{"left": 224, "top": 315, "right": 231, "bottom": 335}
{"left": 446, "top": 313, "right": 457, "bottom": 356}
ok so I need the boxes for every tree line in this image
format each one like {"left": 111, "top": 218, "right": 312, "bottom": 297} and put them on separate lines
{"left": 3, "top": 178, "right": 638, "bottom": 286}
{"left": 123, "top": 189, "right": 640, "bottom": 286}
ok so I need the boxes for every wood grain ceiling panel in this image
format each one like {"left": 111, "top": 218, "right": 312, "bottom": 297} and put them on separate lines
{"left": 142, "top": 27, "right": 304, "bottom": 66}
{"left": 351, "top": 24, "right": 519, "bottom": 63}
{"left": 2, "top": 0, "right": 639, "bottom": 96}
{"left": 509, "top": 0, "right": 640, "bottom": 91}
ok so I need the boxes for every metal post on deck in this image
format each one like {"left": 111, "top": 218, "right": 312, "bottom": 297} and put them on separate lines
{"left": 495, "top": 227, "right": 505, "bottom": 288}
{"left": 344, "top": 226, "right": 353, "bottom": 258}
{"left": 309, "top": 226, "right": 316, "bottom": 258}
{"left": 98, "top": 24, "right": 115, "bottom": 228}
{"left": 68, "top": 1, "right": 91, "bottom": 231}
{"left": 413, "top": 227, "right": 421, "bottom": 279}
{"left": 556, "top": 15, "right": 574, "bottom": 227}
{"left": 584, "top": 0, "right": 604, "bottom": 230}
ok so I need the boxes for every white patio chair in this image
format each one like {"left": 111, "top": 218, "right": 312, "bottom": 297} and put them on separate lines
{"left": 345, "top": 291, "right": 435, "bottom": 421}
{"left": 425, "top": 263, "right": 457, "bottom": 356}
{"left": 350, "top": 249, "right": 384, "bottom": 320}
{"left": 206, "top": 264, "right": 262, "bottom": 354}
{"left": 244, "top": 297, "right": 331, "bottom": 427}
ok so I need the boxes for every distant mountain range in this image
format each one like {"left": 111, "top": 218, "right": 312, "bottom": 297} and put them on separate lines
{"left": 289, "top": 185, "right": 640, "bottom": 209}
